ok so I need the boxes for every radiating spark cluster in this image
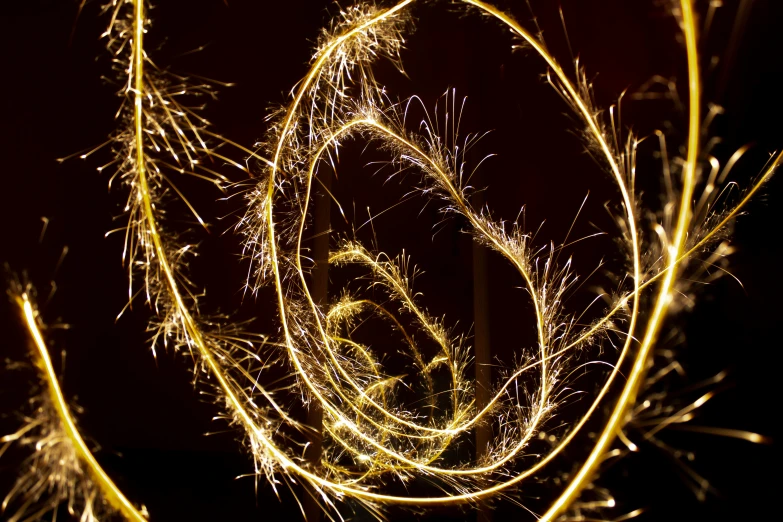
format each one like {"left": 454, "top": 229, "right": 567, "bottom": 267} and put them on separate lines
{"left": 4, "top": 0, "right": 779, "bottom": 520}
{"left": 2, "top": 283, "right": 148, "bottom": 522}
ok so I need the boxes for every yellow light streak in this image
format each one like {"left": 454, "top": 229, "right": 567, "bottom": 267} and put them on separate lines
{"left": 5, "top": 292, "right": 147, "bottom": 522}
{"left": 539, "top": 2, "right": 701, "bottom": 518}
{"left": 8, "top": 0, "right": 775, "bottom": 519}
{"left": 128, "top": 0, "right": 778, "bottom": 512}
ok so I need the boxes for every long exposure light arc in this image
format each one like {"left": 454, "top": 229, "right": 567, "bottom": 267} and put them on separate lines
{"left": 112, "top": 0, "right": 783, "bottom": 511}
{"left": 3, "top": 0, "right": 779, "bottom": 519}
{"left": 239, "top": 0, "right": 777, "bottom": 510}
{"left": 4, "top": 291, "right": 148, "bottom": 522}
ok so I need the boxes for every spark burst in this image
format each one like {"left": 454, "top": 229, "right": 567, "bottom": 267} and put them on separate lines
{"left": 2, "top": 0, "right": 778, "bottom": 520}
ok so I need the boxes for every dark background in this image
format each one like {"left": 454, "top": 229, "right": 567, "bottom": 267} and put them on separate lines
{"left": 0, "top": 0, "right": 780, "bottom": 520}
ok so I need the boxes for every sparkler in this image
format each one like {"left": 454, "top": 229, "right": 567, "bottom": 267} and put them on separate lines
{"left": 2, "top": 0, "right": 778, "bottom": 520}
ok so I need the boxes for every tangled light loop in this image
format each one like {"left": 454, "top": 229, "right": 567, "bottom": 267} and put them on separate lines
{"left": 3, "top": 0, "right": 779, "bottom": 520}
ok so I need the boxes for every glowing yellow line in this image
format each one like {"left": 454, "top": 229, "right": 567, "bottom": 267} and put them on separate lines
{"left": 15, "top": 293, "right": 147, "bottom": 522}
{"left": 261, "top": 2, "right": 416, "bottom": 449}
{"left": 276, "top": 117, "right": 546, "bottom": 474}
{"left": 540, "top": 2, "right": 701, "bottom": 518}
{"left": 290, "top": 114, "right": 612, "bottom": 477}
{"left": 123, "top": 0, "right": 780, "bottom": 512}
{"left": 240, "top": 0, "right": 646, "bottom": 497}
{"left": 454, "top": 3, "right": 649, "bottom": 504}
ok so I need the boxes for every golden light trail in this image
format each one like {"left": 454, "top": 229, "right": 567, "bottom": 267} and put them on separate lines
{"left": 102, "top": 0, "right": 783, "bottom": 513}
{"left": 2, "top": 290, "right": 147, "bottom": 522}
{"left": 540, "top": 2, "right": 702, "bottom": 518}
{"left": 234, "top": 0, "right": 777, "bottom": 512}
{"left": 3, "top": 0, "right": 778, "bottom": 520}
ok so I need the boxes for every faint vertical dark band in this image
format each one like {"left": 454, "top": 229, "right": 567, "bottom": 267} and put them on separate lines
{"left": 304, "top": 168, "right": 333, "bottom": 522}
{"left": 472, "top": 174, "right": 492, "bottom": 522}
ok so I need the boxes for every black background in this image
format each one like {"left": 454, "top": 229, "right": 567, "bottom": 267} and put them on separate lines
{"left": 0, "top": 0, "right": 780, "bottom": 520}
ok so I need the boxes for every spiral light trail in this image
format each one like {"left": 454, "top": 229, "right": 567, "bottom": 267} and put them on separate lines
{"left": 3, "top": 0, "right": 778, "bottom": 520}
